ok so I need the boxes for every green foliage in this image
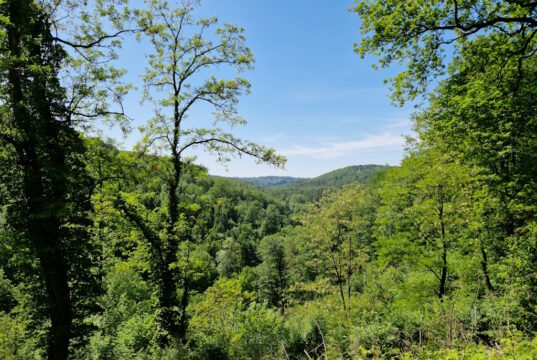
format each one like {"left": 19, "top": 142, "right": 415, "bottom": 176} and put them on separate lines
{"left": 0, "top": 313, "right": 39, "bottom": 360}
{"left": 256, "top": 236, "right": 288, "bottom": 314}
{"left": 301, "top": 184, "right": 370, "bottom": 312}
{"left": 84, "top": 261, "right": 156, "bottom": 359}
{"left": 269, "top": 164, "right": 389, "bottom": 208}
{"left": 354, "top": 0, "right": 537, "bottom": 104}
{"left": 2, "top": 1, "right": 537, "bottom": 359}
{"left": 188, "top": 278, "right": 286, "bottom": 360}
{"left": 234, "top": 176, "right": 302, "bottom": 189}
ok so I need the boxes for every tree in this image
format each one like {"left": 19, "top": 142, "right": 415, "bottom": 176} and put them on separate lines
{"left": 301, "top": 184, "right": 366, "bottom": 312}
{"left": 0, "top": 2, "right": 92, "bottom": 358}
{"left": 375, "top": 149, "right": 468, "bottom": 300}
{"left": 353, "top": 0, "right": 537, "bottom": 104}
{"left": 261, "top": 204, "right": 284, "bottom": 236}
{"left": 216, "top": 237, "right": 242, "bottom": 278}
{"left": 0, "top": 1, "right": 132, "bottom": 358}
{"left": 112, "top": 0, "right": 285, "bottom": 345}
{"left": 413, "top": 39, "right": 537, "bottom": 235}
{"left": 257, "top": 236, "right": 288, "bottom": 315}
{"left": 412, "top": 47, "right": 537, "bottom": 317}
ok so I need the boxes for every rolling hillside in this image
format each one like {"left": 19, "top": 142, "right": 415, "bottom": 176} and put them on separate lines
{"left": 232, "top": 176, "right": 303, "bottom": 189}
{"left": 233, "top": 164, "right": 390, "bottom": 204}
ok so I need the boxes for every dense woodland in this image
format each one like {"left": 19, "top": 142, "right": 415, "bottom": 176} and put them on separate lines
{"left": 1, "top": 0, "right": 537, "bottom": 359}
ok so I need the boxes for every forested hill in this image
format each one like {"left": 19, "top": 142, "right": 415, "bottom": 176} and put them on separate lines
{"left": 234, "top": 164, "right": 388, "bottom": 190}
{"left": 284, "top": 164, "right": 388, "bottom": 187}
{"left": 236, "top": 164, "right": 390, "bottom": 205}
{"left": 231, "top": 176, "right": 302, "bottom": 189}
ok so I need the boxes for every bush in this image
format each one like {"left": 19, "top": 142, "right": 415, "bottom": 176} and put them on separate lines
{"left": 189, "top": 278, "right": 287, "bottom": 359}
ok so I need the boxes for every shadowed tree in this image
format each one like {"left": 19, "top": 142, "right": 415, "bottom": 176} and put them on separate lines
{"left": 257, "top": 236, "right": 288, "bottom": 315}
{"left": 0, "top": 1, "right": 132, "bottom": 358}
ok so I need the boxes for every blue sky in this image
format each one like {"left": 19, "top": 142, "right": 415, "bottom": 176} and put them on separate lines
{"left": 114, "top": 0, "right": 415, "bottom": 178}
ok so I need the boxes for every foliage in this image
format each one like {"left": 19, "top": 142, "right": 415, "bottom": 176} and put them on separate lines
{"left": 233, "top": 176, "right": 302, "bottom": 189}
{"left": 256, "top": 236, "right": 288, "bottom": 314}
{"left": 188, "top": 278, "right": 286, "bottom": 360}
{"left": 269, "top": 164, "right": 389, "bottom": 209}
{"left": 354, "top": 0, "right": 537, "bottom": 104}
{"left": 1, "top": 1, "right": 537, "bottom": 359}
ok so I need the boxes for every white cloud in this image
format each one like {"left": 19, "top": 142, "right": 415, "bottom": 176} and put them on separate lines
{"left": 381, "top": 118, "right": 412, "bottom": 130}
{"left": 282, "top": 133, "right": 405, "bottom": 159}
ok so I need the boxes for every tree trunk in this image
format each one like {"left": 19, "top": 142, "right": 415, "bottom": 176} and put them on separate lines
{"left": 6, "top": 1, "right": 73, "bottom": 358}
{"left": 338, "top": 280, "right": 347, "bottom": 314}
{"left": 439, "top": 240, "right": 447, "bottom": 300}
{"left": 439, "top": 199, "right": 447, "bottom": 300}
{"left": 479, "top": 237, "right": 495, "bottom": 292}
{"left": 157, "top": 264, "right": 181, "bottom": 345}
{"left": 25, "top": 158, "right": 72, "bottom": 360}
{"left": 34, "top": 231, "right": 72, "bottom": 360}
{"left": 156, "top": 160, "right": 182, "bottom": 343}
{"left": 178, "top": 275, "right": 190, "bottom": 339}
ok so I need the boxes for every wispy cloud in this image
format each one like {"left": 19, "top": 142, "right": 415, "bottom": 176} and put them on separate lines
{"left": 282, "top": 133, "right": 405, "bottom": 159}
{"left": 381, "top": 118, "right": 412, "bottom": 130}
{"left": 338, "top": 116, "right": 367, "bottom": 124}
{"left": 339, "top": 116, "right": 411, "bottom": 128}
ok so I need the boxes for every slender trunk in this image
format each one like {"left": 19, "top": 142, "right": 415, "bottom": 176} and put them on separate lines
{"left": 154, "top": 168, "right": 182, "bottom": 344}
{"left": 279, "top": 271, "right": 286, "bottom": 316}
{"left": 347, "top": 279, "right": 351, "bottom": 306}
{"left": 439, "top": 241, "right": 447, "bottom": 300}
{"left": 479, "top": 236, "right": 494, "bottom": 292}
{"left": 177, "top": 241, "right": 190, "bottom": 340}
{"left": 439, "top": 199, "right": 447, "bottom": 300}
{"left": 160, "top": 140, "right": 182, "bottom": 341}
{"left": 335, "top": 226, "right": 347, "bottom": 314}
{"left": 338, "top": 279, "right": 347, "bottom": 314}
{"left": 178, "top": 276, "right": 189, "bottom": 339}
{"left": 156, "top": 84, "right": 185, "bottom": 343}
{"left": 347, "top": 234, "right": 352, "bottom": 312}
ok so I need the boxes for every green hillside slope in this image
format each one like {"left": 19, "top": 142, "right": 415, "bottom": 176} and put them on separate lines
{"left": 233, "top": 176, "right": 303, "bottom": 189}
{"left": 232, "top": 165, "right": 390, "bottom": 207}
{"left": 270, "top": 164, "right": 389, "bottom": 204}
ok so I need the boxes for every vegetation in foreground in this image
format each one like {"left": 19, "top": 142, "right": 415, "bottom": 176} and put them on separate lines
{"left": 1, "top": 0, "right": 537, "bottom": 359}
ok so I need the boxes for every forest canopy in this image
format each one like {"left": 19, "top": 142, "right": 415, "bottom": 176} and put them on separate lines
{"left": 1, "top": 0, "right": 537, "bottom": 359}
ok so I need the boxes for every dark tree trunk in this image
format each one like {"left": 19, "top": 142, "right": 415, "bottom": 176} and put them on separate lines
{"left": 5, "top": 2, "right": 74, "bottom": 358}
{"left": 33, "top": 228, "right": 72, "bottom": 360}
{"left": 157, "top": 264, "right": 180, "bottom": 345}
{"left": 338, "top": 279, "right": 347, "bottom": 314}
{"left": 279, "top": 274, "right": 285, "bottom": 316}
{"left": 24, "top": 151, "right": 72, "bottom": 360}
{"left": 155, "top": 152, "right": 182, "bottom": 343}
{"left": 439, "top": 198, "right": 447, "bottom": 300}
{"left": 178, "top": 275, "right": 190, "bottom": 340}
{"left": 439, "top": 240, "right": 447, "bottom": 300}
{"left": 479, "top": 238, "right": 495, "bottom": 292}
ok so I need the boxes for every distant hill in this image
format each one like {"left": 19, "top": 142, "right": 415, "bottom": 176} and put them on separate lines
{"left": 233, "top": 176, "right": 303, "bottom": 189}
{"left": 285, "top": 164, "right": 388, "bottom": 189}
{"left": 233, "top": 165, "right": 390, "bottom": 206}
